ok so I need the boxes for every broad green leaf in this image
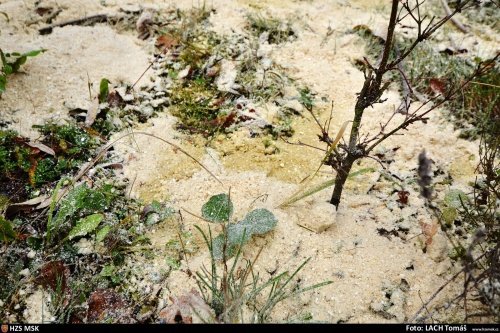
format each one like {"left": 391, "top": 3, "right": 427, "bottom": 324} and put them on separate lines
{"left": 98, "top": 78, "right": 110, "bottom": 103}
{"left": 27, "top": 236, "right": 43, "bottom": 250}
{"left": 201, "top": 193, "right": 233, "bottom": 223}
{"left": 239, "top": 208, "right": 277, "bottom": 235}
{"left": 51, "top": 183, "right": 109, "bottom": 238}
{"left": 226, "top": 223, "right": 252, "bottom": 246}
{"left": 211, "top": 234, "right": 237, "bottom": 260}
{"left": 68, "top": 213, "right": 104, "bottom": 240}
{"left": 441, "top": 207, "right": 458, "bottom": 226}
{"left": 96, "top": 225, "right": 111, "bottom": 242}
{"left": 0, "top": 216, "right": 16, "bottom": 242}
{"left": 444, "top": 189, "right": 469, "bottom": 209}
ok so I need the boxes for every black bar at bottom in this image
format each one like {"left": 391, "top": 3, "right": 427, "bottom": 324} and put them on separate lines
{"left": 1, "top": 323, "right": 499, "bottom": 333}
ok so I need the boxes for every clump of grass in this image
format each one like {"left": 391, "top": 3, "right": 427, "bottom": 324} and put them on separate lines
{"left": 246, "top": 13, "right": 296, "bottom": 44}
{"left": 452, "top": 0, "right": 500, "bottom": 30}
{"left": 402, "top": 41, "right": 499, "bottom": 140}
{"left": 193, "top": 193, "right": 332, "bottom": 323}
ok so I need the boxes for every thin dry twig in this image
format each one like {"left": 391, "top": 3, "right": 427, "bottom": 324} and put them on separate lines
{"left": 439, "top": 0, "right": 469, "bottom": 33}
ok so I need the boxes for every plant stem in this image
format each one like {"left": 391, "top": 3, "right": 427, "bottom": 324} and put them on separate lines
{"left": 330, "top": 155, "right": 356, "bottom": 208}
{"left": 330, "top": 0, "right": 400, "bottom": 209}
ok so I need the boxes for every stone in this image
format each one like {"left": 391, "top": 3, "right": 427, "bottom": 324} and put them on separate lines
{"left": 292, "top": 200, "right": 336, "bottom": 233}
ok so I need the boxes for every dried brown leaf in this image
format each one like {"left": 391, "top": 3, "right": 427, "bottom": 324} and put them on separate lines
{"left": 429, "top": 78, "right": 446, "bottom": 95}
{"left": 158, "top": 289, "right": 213, "bottom": 324}
{"left": 36, "top": 261, "right": 70, "bottom": 296}
{"left": 107, "top": 90, "right": 124, "bottom": 108}
{"left": 87, "top": 289, "right": 135, "bottom": 323}
{"left": 26, "top": 141, "right": 55, "bottom": 156}
{"left": 84, "top": 98, "right": 99, "bottom": 128}
{"left": 156, "top": 34, "right": 179, "bottom": 51}
{"left": 419, "top": 220, "right": 438, "bottom": 245}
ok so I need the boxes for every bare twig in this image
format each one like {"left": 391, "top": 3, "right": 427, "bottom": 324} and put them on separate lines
{"left": 440, "top": 0, "right": 469, "bottom": 33}
{"left": 39, "top": 14, "right": 110, "bottom": 35}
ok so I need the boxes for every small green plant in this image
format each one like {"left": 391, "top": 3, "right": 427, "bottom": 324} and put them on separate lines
{"left": 199, "top": 193, "right": 277, "bottom": 259}
{"left": 0, "top": 48, "right": 45, "bottom": 94}
{"left": 45, "top": 182, "right": 116, "bottom": 246}
{"left": 193, "top": 193, "right": 331, "bottom": 322}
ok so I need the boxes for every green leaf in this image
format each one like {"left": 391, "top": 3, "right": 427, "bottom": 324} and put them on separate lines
{"left": 201, "top": 193, "right": 233, "bottom": 223}
{"left": 27, "top": 236, "right": 43, "bottom": 250}
{"left": 67, "top": 213, "right": 104, "bottom": 240}
{"left": 239, "top": 208, "right": 277, "bottom": 235}
{"left": 444, "top": 189, "right": 469, "bottom": 209}
{"left": 211, "top": 234, "right": 238, "bottom": 260}
{"left": 46, "top": 179, "right": 64, "bottom": 243}
{"left": 3, "top": 64, "right": 12, "bottom": 75}
{"left": 441, "top": 207, "right": 458, "bottom": 226}
{"left": 299, "top": 87, "right": 314, "bottom": 110}
{"left": 98, "top": 78, "right": 110, "bottom": 103}
{"left": 50, "top": 183, "right": 109, "bottom": 239}
{"left": 100, "top": 264, "right": 115, "bottom": 277}
{"left": 0, "top": 216, "right": 16, "bottom": 242}
{"left": 166, "top": 257, "right": 181, "bottom": 270}
{"left": 96, "top": 225, "right": 111, "bottom": 242}
{"left": 144, "top": 200, "right": 175, "bottom": 225}
{"left": 226, "top": 223, "right": 252, "bottom": 246}
{"left": 0, "top": 75, "right": 6, "bottom": 93}
{"left": 22, "top": 49, "right": 46, "bottom": 58}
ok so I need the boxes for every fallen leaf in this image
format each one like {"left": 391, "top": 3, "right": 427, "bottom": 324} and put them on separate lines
{"left": 397, "top": 191, "right": 410, "bottom": 205}
{"left": 429, "top": 78, "right": 446, "bottom": 95}
{"left": 35, "top": 7, "right": 53, "bottom": 16}
{"left": 156, "top": 34, "right": 179, "bottom": 51}
{"left": 107, "top": 90, "right": 124, "bottom": 108}
{"left": 158, "top": 289, "right": 214, "bottom": 324}
{"left": 36, "top": 260, "right": 70, "bottom": 293}
{"left": 87, "top": 289, "right": 135, "bottom": 323}
{"left": 84, "top": 97, "right": 99, "bottom": 128}
{"left": 25, "top": 141, "right": 55, "bottom": 156}
{"left": 419, "top": 220, "right": 438, "bottom": 246}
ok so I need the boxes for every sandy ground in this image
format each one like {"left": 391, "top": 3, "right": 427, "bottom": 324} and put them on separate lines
{"left": 1, "top": 0, "right": 496, "bottom": 323}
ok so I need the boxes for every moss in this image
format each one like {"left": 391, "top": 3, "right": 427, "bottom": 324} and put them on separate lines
{"left": 170, "top": 76, "right": 224, "bottom": 135}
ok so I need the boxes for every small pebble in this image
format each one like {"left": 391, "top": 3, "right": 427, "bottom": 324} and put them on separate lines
{"left": 27, "top": 250, "right": 36, "bottom": 259}
{"left": 19, "top": 268, "right": 30, "bottom": 277}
